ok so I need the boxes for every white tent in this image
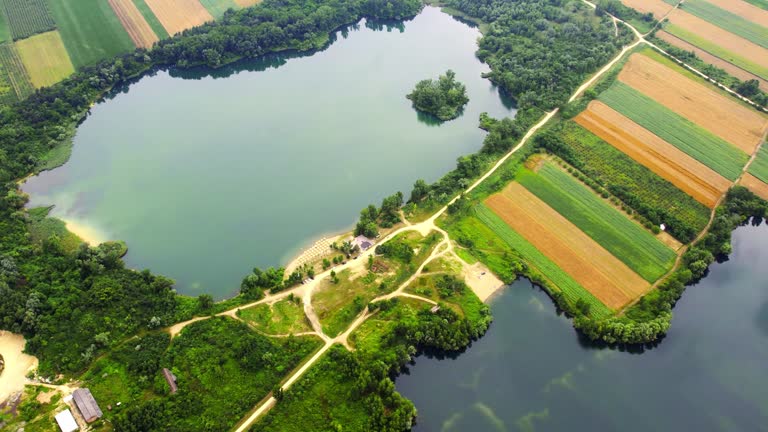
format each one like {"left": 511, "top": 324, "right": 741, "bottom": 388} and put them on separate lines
{"left": 55, "top": 409, "right": 79, "bottom": 432}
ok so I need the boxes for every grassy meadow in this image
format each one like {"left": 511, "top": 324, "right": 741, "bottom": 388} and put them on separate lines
{"left": 46, "top": 0, "right": 135, "bottom": 68}
{"left": 15, "top": 30, "right": 74, "bottom": 87}
{"left": 199, "top": 0, "right": 239, "bottom": 19}
{"left": 517, "top": 162, "right": 676, "bottom": 281}
{"left": 599, "top": 82, "right": 749, "bottom": 180}
{"left": 238, "top": 297, "right": 312, "bottom": 335}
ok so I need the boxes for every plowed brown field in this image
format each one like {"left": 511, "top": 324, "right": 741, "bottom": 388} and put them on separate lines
{"left": 705, "top": 0, "right": 768, "bottom": 27}
{"left": 108, "top": 0, "right": 158, "bottom": 49}
{"left": 741, "top": 173, "right": 768, "bottom": 200}
{"left": 486, "top": 184, "right": 649, "bottom": 309}
{"left": 575, "top": 102, "right": 731, "bottom": 208}
{"left": 656, "top": 31, "right": 768, "bottom": 91}
{"left": 234, "top": 0, "right": 261, "bottom": 6}
{"left": 621, "top": 0, "right": 674, "bottom": 19}
{"left": 619, "top": 53, "right": 768, "bottom": 153}
{"left": 667, "top": 9, "right": 768, "bottom": 70}
{"left": 144, "top": 0, "right": 213, "bottom": 36}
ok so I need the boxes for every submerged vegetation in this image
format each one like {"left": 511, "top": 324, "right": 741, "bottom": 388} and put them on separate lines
{"left": 406, "top": 69, "right": 469, "bottom": 120}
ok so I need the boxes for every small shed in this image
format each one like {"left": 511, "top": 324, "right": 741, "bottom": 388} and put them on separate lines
{"left": 430, "top": 305, "right": 441, "bottom": 313}
{"left": 163, "top": 368, "right": 178, "bottom": 394}
{"left": 352, "top": 235, "right": 374, "bottom": 251}
{"left": 54, "top": 409, "right": 79, "bottom": 432}
{"left": 72, "top": 388, "right": 103, "bottom": 423}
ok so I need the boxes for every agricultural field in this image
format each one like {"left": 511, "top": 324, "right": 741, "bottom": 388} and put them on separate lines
{"left": 705, "top": 0, "right": 768, "bottom": 26}
{"left": 46, "top": 0, "right": 135, "bottom": 68}
{"left": 108, "top": 0, "right": 159, "bottom": 49}
{"left": 144, "top": 0, "right": 213, "bottom": 36}
{"left": 551, "top": 121, "right": 711, "bottom": 241}
{"left": 0, "top": 3, "right": 10, "bottom": 43}
{"left": 621, "top": 0, "right": 674, "bottom": 19}
{"left": 237, "top": 297, "right": 313, "bottom": 335}
{"left": 575, "top": 101, "right": 731, "bottom": 208}
{"left": 1, "top": 0, "right": 55, "bottom": 40}
{"left": 618, "top": 53, "right": 768, "bottom": 153}
{"left": 740, "top": 173, "right": 768, "bottom": 200}
{"left": 199, "top": 0, "right": 239, "bottom": 19}
{"left": 677, "top": 0, "right": 768, "bottom": 48}
{"left": 517, "top": 161, "right": 676, "bottom": 282}
{"left": 0, "top": 42, "right": 32, "bottom": 101}
{"left": 133, "top": 0, "right": 170, "bottom": 39}
{"left": 599, "top": 82, "right": 749, "bottom": 180}
{"left": 473, "top": 204, "right": 611, "bottom": 317}
{"left": 485, "top": 184, "right": 650, "bottom": 310}
{"left": 663, "top": 9, "right": 768, "bottom": 80}
{"left": 234, "top": 0, "right": 260, "bottom": 6}
{"left": 14, "top": 30, "right": 74, "bottom": 88}
{"left": 749, "top": 146, "right": 768, "bottom": 184}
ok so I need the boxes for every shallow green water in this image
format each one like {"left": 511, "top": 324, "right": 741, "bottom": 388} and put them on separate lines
{"left": 396, "top": 222, "right": 768, "bottom": 431}
{"left": 22, "top": 7, "right": 513, "bottom": 298}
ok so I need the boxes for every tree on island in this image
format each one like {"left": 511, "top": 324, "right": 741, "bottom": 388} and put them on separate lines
{"left": 406, "top": 70, "right": 469, "bottom": 121}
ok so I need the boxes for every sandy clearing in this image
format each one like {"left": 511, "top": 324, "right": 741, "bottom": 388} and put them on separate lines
{"left": 486, "top": 185, "right": 649, "bottom": 310}
{"left": 144, "top": 0, "right": 213, "bottom": 36}
{"left": 656, "top": 31, "right": 768, "bottom": 92}
{"left": 461, "top": 261, "right": 505, "bottom": 303}
{"left": 619, "top": 53, "right": 768, "bottom": 153}
{"left": 575, "top": 101, "right": 731, "bottom": 208}
{"left": 0, "top": 332, "right": 38, "bottom": 403}
{"left": 740, "top": 173, "right": 768, "bottom": 200}
{"left": 667, "top": 9, "right": 768, "bottom": 70}
{"left": 621, "top": 0, "right": 675, "bottom": 18}
{"left": 63, "top": 219, "right": 106, "bottom": 246}
{"left": 108, "top": 0, "right": 159, "bottom": 49}
{"left": 704, "top": 0, "right": 768, "bottom": 27}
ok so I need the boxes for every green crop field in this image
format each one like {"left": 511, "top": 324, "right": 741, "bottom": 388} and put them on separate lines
{"left": 554, "top": 121, "right": 711, "bottom": 242}
{"left": 599, "top": 82, "right": 749, "bottom": 180}
{"left": 46, "top": 0, "right": 135, "bottom": 68}
{"left": 0, "top": 42, "right": 32, "bottom": 101}
{"left": 665, "top": 24, "right": 768, "bottom": 80}
{"left": 517, "top": 162, "right": 676, "bottom": 282}
{"left": 743, "top": 0, "right": 768, "bottom": 10}
{"left": 0, "top": 6, "right": 10, "bottom": 43}
{"left": 749, "top": 146, "right": 768, "bottom": 184}
{"left": 199, "top": 0, "right": 239, "bottom": 19}
{"left": 1, "top": 0, "right": 55, "bottom": 40}
{"left": 132, "top": 0, "right": 169, "bottom": 39}
{"left": 680, "top": 0, "right": 768, "bottom": 49}
{"left": 475, "top": 204, "right": 612, "bottom": 318}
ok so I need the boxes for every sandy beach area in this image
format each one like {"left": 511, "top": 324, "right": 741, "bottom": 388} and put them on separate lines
{"left": 462, "top": 261, "right": 505, "bottom": 303}
{"left": 63, "top": 219, "right": 107, "bottom": 246}
{"left": 0, "top": 331, "right": 38, "bottom": 402}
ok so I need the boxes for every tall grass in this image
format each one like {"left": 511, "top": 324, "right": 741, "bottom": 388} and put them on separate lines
{"left": 600, "top": 82, "right": 749, "bottom": 180}
{"left": 518, "top": 163, "right": 676, "bottom": 282}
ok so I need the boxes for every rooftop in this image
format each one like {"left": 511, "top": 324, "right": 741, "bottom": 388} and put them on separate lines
{"left": 54, "top": 409, "right": 79, "bottom": 432}
{"left": 72, "top": 388, "right": 102, "bottom": 423}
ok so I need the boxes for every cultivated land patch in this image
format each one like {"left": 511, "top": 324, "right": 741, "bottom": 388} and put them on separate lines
{"left": 517, "top": 161, "right": 675, "bottom": 282}
{"left": 575, "top": 101, "right": 731, "bottom": 208}
{"left": 0, "top": 4, "right": 10, "bottom": 43}
{"left": 665, "top": 9, "right": 768, "bottom": 79}
{"left": 486, "top": 184, "right": 650, "bottom": 310}
{"left": 655, "top": 31, "right": 768, "bottom": 91}
{"left": 740, "top": 173, "right": 768, "bottom": 200}
{"left": 108, "top": 0, "right": 159, "bottom": 49}
{"left": 234, "top": 0, "right": 261, "bottom": 7}
{"left": 677, "top": 0, "right": 768, "bottom": 48}
{"left": 473, "top": 205, "right": 611, "bottom": 317}
{"left": 620, "top": 0, "right": 674, "bottom": 19}
{"left": 15, "top": 31, "right": 74, "bottom": 88}
{"left": 599, "top": 81, "right": 749, "bottom": 180}
{"left": 619, "top": 53, "right": 768, "bottom": 153}
{"left": 1, "top": 0, "right": 55, "bottom": 40}
{"left": 749, "top": 146, "right": 768, "bottom": 184}
{"left": 0, "top": 42, "right": 32, "bottom": 101}
{"left": 556, "top": 121, "right": 711, "bottom": 238}
{"left": 199, "top": 0, "right": 239, "bottom": 19}
{"left": 705, "top": 0, "right": 768, "bottom": 26}
{"left": 46, "top": 0, "right": 136, "bottom": 68}
{"left": 144, "top": 0, "right": 213, "bottom": 36}
{"left": 132, "top": 0, "right": 169, "bottom": 39}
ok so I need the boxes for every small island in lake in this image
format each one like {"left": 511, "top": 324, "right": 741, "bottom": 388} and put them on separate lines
{"left": 406, "top": 70, "right": 469, "bottom": 121}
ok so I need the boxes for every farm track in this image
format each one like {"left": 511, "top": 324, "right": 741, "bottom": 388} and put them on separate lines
{"left": 108, "top": 0, "right": 159, "bottom": 49}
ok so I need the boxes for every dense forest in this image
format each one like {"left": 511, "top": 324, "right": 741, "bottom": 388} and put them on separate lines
{"left": 406, "top": 70, "right": 469, "bottom": 120}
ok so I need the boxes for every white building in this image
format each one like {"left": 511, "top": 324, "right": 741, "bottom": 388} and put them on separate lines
{"left": 54, "top": 409, "right": 79, "bottom": 432}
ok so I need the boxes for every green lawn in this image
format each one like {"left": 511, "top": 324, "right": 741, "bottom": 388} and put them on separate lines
{"left": 45, "top": 0, "right": 135, "bottom": 68}
{"left": 749, "top": 146, "right": 768, "bottom": 184}
{"left": 132, "top": 0, "right": 169, "bottom": 39}
{"left": 517, "top": 162, "right": 676, "bottom": 282}
{"left": 679, "top": 0, "right": 768, "bottom": 49}
{"left": 199, "top": 0, "right": 239, "bottom": 19}
{"left": 665, "top": 23, "right": 768, "bottom": 80}
{"left": 238, "top": 297, "right": 312, "bottom": 335}
{"left": 599, "top": 82, "right": 749, "bottom": 180}
{"left": 475, "top": 204, "right": 612, "bottom": 317}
